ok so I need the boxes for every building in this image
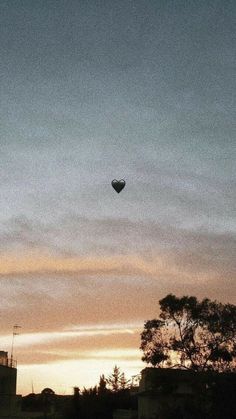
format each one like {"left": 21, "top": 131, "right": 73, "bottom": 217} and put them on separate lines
{"left": 138, "top": 367, "right": 236, "bottom": 419}
{"left": 0, "top": 350, "right": 70, "bottom": 419}
{"left": 0, "top": 351, "right": 22, "bottom": 418}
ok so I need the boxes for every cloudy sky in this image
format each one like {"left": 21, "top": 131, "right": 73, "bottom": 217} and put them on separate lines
{"left": 0, "top": 0, "right": 235, "bottom": 395}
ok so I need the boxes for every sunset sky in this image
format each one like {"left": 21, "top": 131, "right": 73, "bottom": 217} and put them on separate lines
{"left": 1, "top": 0, "right": 235, "bottom": 395}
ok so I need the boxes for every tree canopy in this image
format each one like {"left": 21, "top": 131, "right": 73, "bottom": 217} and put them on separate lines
{"left": 140, "top": 294, "right": 236, "bottom": 372}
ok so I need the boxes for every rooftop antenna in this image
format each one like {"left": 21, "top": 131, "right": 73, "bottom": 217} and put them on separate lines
{"left": 10, "top": 324, "right": 21, "bottom": 367}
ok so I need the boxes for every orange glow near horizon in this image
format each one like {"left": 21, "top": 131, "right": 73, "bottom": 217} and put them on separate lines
{"left": 1, "top": 324, "right": 144, "bottom": 395}
{"left": 17, "top": 355, "right": 144, "bottom": 396}
{"left": 1, "top": 250, "right": 234, "bottom": 395}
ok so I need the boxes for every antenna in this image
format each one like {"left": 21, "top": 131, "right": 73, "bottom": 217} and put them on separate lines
{"left": 10, "top": 324, "right": 21, "bottom": 367}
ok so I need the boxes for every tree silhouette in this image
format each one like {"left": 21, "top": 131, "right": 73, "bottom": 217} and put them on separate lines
{"left": 106, "top": 365, "right": 130, "bottom": 392}
{"left": 140, "top": 294, "right": 236, "bottom": 371}
{"left": 107, "top": 365, "right": 122, "bottom": 392}
{"left": 98, "top": 374, "right": 107, "bottom": 395}
{"left": 119, "top": 372, "right": 130, "bottom": 390}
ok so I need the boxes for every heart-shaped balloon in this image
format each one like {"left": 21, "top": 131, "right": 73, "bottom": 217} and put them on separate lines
{"left": 111, "top": 179, "right": 126, "bottom": 193}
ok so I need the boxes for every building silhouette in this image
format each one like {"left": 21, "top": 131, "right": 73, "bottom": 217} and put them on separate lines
{"left": 0, "top": 351, "right": 22, "bottom": 418}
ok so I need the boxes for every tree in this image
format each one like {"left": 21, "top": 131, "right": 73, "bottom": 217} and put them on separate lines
{"left": 82, "top": 385, "right": 98, "bottom": 398}
{"left": 71, "top": 387, "right": 81, "bottom": 419}
{"left": 106, "top": 365, "right": 130, "bottom": 392}
{"left": 98, "top": 374, "right": 108, "bottom": 395}
{"left": 107, "top": 365, "right": 122, "bottom": 392}
{"left": 119, "top": 372, "right": 130, "bottom": 390}
{"left": 140, "top": 294, "right": 236, "bottom": 372}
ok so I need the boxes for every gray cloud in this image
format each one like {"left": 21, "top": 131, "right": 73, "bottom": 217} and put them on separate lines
{"left": 1, "top": 214, "right": 235, "bottom": 262}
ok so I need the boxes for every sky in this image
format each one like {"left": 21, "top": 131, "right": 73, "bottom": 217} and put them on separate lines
{"left": 0, "top": 0, "right": 235, "bottom": 395}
